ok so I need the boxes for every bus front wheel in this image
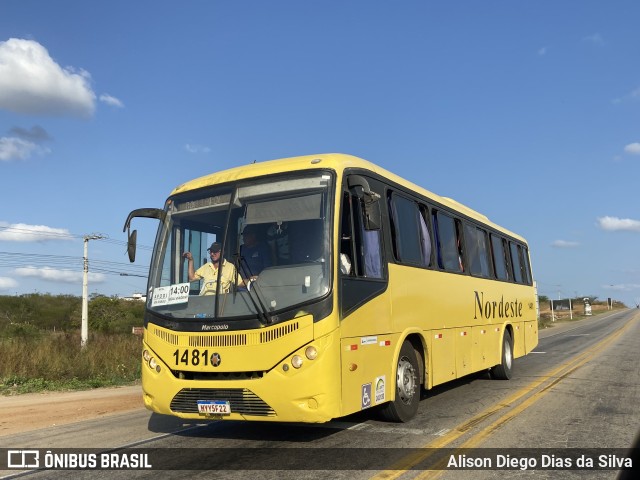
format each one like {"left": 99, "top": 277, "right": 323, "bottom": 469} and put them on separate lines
{"left": 490, "top": 330, "right": 513, "bottom": 380}
{"left": 380, "top": 341, "right": 420, "bottom": 422}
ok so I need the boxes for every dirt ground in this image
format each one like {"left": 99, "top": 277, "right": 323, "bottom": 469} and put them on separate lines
{"left": 0, "top": 384, "right": 143, "bottom": 438}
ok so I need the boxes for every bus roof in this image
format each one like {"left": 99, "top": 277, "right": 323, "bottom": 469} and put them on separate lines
{"left": 170, "top": 153, "right": 525, "bottom": 243}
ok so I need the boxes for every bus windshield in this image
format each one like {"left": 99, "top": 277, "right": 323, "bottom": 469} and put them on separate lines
{"left": 147, "top": 172, "right": 333, "bottom": 323}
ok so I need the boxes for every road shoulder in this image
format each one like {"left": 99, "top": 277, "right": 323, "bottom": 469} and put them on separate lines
{"left": 0, "top": 384, "right": 143, "bottom": 438}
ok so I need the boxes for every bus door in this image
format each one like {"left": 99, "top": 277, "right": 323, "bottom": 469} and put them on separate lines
{"left": 338, "top": 175, "right": 391, "bottom": 414}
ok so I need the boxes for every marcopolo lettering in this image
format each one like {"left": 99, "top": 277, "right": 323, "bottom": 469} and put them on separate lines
{"left": 474, "top": 291, "right": 523, "bottom": 320}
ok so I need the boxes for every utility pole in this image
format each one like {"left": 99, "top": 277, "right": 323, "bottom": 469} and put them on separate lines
{"left": 82, "top": 234, "right": 105, "bottom": 348}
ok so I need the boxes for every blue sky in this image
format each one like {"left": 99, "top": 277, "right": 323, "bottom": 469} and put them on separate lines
{"left": 1, "top": 1, "right": 639, "bottom": 306}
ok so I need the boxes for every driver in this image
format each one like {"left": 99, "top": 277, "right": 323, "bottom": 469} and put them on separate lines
{"left": 183, "top": 242, "right": 241, "bottom": 295}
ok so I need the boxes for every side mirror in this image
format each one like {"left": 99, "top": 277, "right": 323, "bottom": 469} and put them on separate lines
{"left": 122, "top": 208, "right": 165, "bottom": 263}
{"left": 362, "top": 195, "right": 381, "bottom": 231}
{"left": 347, "top": 175, "right": 381, "bottom": 230}
{"left": 127, "top": 229, "right": 138, "bottom": 263}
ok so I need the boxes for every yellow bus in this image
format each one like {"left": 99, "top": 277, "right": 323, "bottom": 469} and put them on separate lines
{"left": 124, "top": 153, "right": 538, "bottom": 423}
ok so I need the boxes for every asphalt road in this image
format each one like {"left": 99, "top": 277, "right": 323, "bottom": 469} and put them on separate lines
{"left": 2, "top": 309, "right": 639, "bottom": 479}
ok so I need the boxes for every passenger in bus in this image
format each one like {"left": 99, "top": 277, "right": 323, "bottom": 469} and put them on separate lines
{"left": 183, "top": 242, "right": 241, "bottom": 295}
{"left": 339, "top": 253, "right": 352, "bottom": 275}
{"left": 239, "top": 224, "right": 272, "bottom": 279}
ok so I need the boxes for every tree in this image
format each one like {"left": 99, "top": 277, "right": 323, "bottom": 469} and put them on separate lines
{"left": 89, "top": 296, "right": 144, "bottom": 334}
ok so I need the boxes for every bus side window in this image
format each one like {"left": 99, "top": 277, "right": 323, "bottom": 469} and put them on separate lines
{"left": 433, "top": 211, "right": 464, "bottom": 273}
{"left": 340, "top": 190, "right": 383, "bottom": 279}
{"left": 520, "top": 245, "right": 532, "bottom": 285}
{"left": 465, "top": 224, "right": 492, "bottom": 278}
{"left": 388, "top": 193, "right": 430, "bottom": 267}
{"left": 340, "top": 191, "right": 356, "bottom": 275}
{"left": 418, "top": 205, "right": 432, "bottom": 267}
{"left": 509, "top": 241, "right": 524, "bottom": 284}
{"left": 491, "top": 234, "right": 510, "bottom": 281}
{"left": 510, "top": 242, "right": 532, "bottom": 285}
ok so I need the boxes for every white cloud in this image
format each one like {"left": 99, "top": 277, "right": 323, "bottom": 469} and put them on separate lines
{"left": 624, "top": 143, "right": 640, "bottom": 155}
{"left": 0, "top": 277, "right": 18, "bottom": 290}
{"left": 1, "top": 125, "right": 53, "bottom": 161}
{"left": 14, "top": 266, "right": 105, "bottom": 284}
{"left": 551, "top": 240, "right": 580, "bottom": 248}
{"left": 99, "top": 93, "right": 124, "bottom": 108}
{"left": 596, "top": 216, "right": 640, "bottom": 232}
{"left": 185, "top": 143, "right": 211, "bottom": 154}
{"left": 0, "top": 38, "right": 96, "bottom": 117}
{"left": 0, "top": 222, "right": 74, "bottom": 242}
{"left": 0, "top": 136, "right": 51, "bottom": 161}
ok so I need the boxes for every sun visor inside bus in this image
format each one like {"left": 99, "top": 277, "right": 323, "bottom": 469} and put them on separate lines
{"left": 245, "top": 194, "right": 323, "bottom": 224}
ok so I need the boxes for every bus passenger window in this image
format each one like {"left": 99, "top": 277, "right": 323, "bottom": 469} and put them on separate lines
{"left": 509, "top": 242, "right": 524, "bottom": 283}
{"left": 510, "top": 242, "right": 532, "bottom": 285}
{"left": 418, "top": 207, "right": 432, "bottom": 267}
{"left": 465, "top": 224, "right": 492, "bottom": 278}
{"left": 434, "top": 211, "right": 464, "bottom": 273}
{"left": 341, "top": 190, "right": 383, "bottom": 279}
{"left": 340, "top": 192, "right": 356, "bottom": 276}
{"left": 491, "top": 235, "right": 510, "bottom": 281}
{"left": 389, "top": 193, "right": 430, "bottom": 267}
{"left": 520, "top": 245, "right": 532, "bottom": 285}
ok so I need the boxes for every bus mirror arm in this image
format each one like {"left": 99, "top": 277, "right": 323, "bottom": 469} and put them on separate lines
{"left": 122, "top": 208, "right": 166, "bottom": 263}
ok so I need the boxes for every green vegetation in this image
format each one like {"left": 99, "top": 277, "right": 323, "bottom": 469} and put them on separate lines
{"left": 1, "top": 293, "right": 625, "bottom": 394}
{"left": 538, "top": 297, "right": 626, "bottom": 330}
{"left": 0, "top": 294, "right": 144, "bottom": 395}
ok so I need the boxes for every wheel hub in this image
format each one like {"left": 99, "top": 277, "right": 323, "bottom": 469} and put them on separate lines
{"left": 396, "top": 356, "right": 416, "bottom": 404}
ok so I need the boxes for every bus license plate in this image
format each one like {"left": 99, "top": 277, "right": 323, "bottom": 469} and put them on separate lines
{"left": 197, "top": 400, "right": 231, "bottom": 415}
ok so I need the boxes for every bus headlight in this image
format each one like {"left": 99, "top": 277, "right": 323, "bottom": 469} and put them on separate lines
{"left": 149, "top": 358, "right": 161, "bottom": 373}
{"left": 144, "top": 350, "right": 161, "bottom": 372}
{"left": 305, "top": 346, "right": 318, "bottom": 360}
{"left": 291, "top": 355, "right": 303, "bottom": 369}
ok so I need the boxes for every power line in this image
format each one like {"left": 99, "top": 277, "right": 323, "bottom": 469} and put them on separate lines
{"left": 0, "top": 251, "right": 150, "bottom": 276}
{"left": 0, "top": 225, "right": 153, "bottom": 250}
{"left": 97, "top": 237, "right": 153, "bottom": 251}
{"left": 0, "top": 227, "right": 156, "bottom": 297}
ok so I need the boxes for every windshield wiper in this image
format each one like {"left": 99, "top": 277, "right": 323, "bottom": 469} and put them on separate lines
{"left": 233, "top": 253, "right": 274, "bottom": 325}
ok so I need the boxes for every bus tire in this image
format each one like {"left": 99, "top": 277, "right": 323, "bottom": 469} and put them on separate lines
{"left": 491, "top": 330, "right": 513, "bottom": 380}
{"left": 380, "top": 341, "right": 420, "bottom": 422}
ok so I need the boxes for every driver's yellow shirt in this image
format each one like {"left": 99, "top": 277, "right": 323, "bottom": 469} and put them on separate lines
{"left": 194, "top": 259, "right": 239, "bottom": 295}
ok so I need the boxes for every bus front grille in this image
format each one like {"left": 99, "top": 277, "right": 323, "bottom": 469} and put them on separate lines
{"left": 170, "top": 388, "right": 276, "bottom": 417}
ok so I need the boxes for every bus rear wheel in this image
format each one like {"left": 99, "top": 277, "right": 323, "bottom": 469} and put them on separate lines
{"left": 380, "top": 341, "right": 420, "bottom": 422}
{"left": 490, "top": 330, "right": 513, "bottom": 380}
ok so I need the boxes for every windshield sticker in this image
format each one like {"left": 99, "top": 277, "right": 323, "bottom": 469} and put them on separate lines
{"left": 151, "top": 283, "right": 190, "bottom": 307}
